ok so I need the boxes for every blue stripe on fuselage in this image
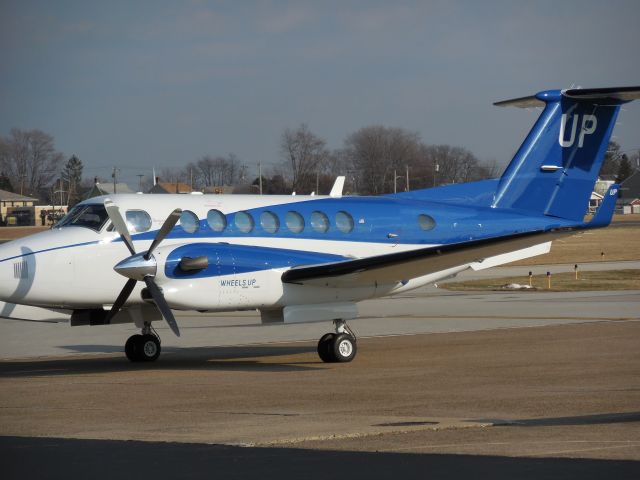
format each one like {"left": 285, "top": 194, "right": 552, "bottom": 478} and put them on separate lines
{"left": 165, "top": 243, "right": 347, "bottom": 279}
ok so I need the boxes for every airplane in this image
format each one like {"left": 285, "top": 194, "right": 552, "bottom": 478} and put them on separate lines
{"left": 0, "top": 86, "right": 638, "bottom": 363}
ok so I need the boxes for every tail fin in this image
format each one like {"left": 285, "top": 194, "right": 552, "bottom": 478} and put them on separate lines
{"left": 492, "top": 86, "right": 639, "bottom": 221}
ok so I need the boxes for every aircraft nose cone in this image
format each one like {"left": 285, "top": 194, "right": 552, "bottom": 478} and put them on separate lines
{"left": 114, "top": 253, "right": 157, "bottom": 281}
{"left": 0, "top": 242, "right": 36, "bottom": 303}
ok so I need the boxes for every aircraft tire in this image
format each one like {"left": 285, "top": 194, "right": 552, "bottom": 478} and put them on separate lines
{"left": 125, "top": 334, "right": 143, "bottom": 362}
{"left": 138, "top": 334, "right": 161, "bottom": 362}
{"left": 330, "top": 333, "right": 357, "bottom": 363}
{"left": 317, "top": 333, "right": 336, "bottom": 363}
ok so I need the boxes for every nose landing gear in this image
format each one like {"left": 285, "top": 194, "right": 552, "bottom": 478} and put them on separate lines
{"left": 317, "top": 319, "right": 357, "bottom": 363}
{"left": 125, "top": 322, "right": 161, "bottom": 362}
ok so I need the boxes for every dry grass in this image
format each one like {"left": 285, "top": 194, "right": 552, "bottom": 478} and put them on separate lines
{"left": 0, "top": 226, "right": 49, "bottom": 241}
{"left": 444, "top": 269, "right": 640, "bottom": 292}
{"left": 513, "top": 225, "right": 640, "bottom": 265}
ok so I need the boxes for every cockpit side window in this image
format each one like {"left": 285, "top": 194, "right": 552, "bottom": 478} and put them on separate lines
{"left": 55, "top": 204, "right": 110, "bottom": 232}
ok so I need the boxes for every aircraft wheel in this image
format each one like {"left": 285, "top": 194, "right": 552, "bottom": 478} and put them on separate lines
{"left": 138, "top": 334, "right": 161, "bottom": 362}
{"left": 125, "top": 334, "right": 142, "bottom": 362}
{"left": 317, "top": 333, "right": 336, "bottom": 363}
{"left": 330, "top": 333, "right": 357, "bottom": 363}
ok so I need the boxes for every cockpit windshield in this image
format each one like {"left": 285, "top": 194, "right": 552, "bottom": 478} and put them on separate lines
{"left": 54, "top": 204, "right": 110, "bottom": 232}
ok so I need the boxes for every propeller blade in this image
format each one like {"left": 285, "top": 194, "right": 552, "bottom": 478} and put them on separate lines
{"left": 143, "top": 276, "right": 180, "bottom": 337}
{"left": 105, "top": 200, "right": 136, "bottom": 256}
{"left": 106, "top": 278, "right": 137, "bottom": 323}
{"left": 144, "top": 209, "right": 182, "bottom": 261}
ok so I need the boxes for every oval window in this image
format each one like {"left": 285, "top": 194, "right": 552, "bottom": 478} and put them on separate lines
{"left": 335, "top": 211, "right": 354, "bottom": 233}
{"left": 285, "top": 211, "right": 304, "bottom": 233}
{"left": 260, "top": 211, "right": 279, "bottom": 233}
{"left": 418, "top": 214, "right": 436, "bottom": 231}
{"left": 234, "top": 211, "right": 254, "bottom": 233}
{"left": 207, "top": 209, "right": 227, "bottom": 232}
{"left": 179, "top": 210, "right": 199, "bottom": 233}
{"left": 310, "top": 211, "right": 329, "bottom": 233}
{"left": 125, "top": 210, "right": 152, "bottom": 233}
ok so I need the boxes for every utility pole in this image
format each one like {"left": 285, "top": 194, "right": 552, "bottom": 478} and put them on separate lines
{"left": 433, "top": 162, "right": 439, "bottom": 187}
{"left": 316, "top": 171, "right": 319, "bottom": 194}
{"left": 393, "top": 169, "right": 397, "bottom": 194}
{"left": 258, "top": 161, "right": 263, "bottom": 195}
{"left": 137, "top": 174, "right": 144, "bottom": 192}
{"left": 405, "top": 165, "right": 409, "bottom": 192}
{"left": 112, "top": 167, "right": 117, "bottom": 194}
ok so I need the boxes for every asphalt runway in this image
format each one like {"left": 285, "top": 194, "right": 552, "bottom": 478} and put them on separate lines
{"left": 1, "top": 273, "right": 639, "bottom": 478}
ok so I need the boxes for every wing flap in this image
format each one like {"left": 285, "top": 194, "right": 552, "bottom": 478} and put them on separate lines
{"left": 281, "top": 229, "right": 573, "bottom": 288}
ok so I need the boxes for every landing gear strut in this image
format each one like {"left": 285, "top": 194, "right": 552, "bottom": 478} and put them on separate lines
{"left": 317, "top": 319, "right": 357, "bottom": 363}
{"left": 125, "top": 322, "right": 161, "bottom": 362}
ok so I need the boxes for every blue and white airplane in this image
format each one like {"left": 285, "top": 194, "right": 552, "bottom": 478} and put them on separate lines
{"left": 0, "top": 86, "right": 637, "bottom": 363}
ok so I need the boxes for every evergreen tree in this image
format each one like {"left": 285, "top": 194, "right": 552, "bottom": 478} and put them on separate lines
{"left": 61, "top": 155, "right": 83, "bottom": 207}
{"left": 600, "top": 141, "right": 622, "bottom": 177}
{"left": 617, "top": 154, "right": 633, "bottom": 182}
{"left": 0, "top": 172, "right": 13, "bottom": 192}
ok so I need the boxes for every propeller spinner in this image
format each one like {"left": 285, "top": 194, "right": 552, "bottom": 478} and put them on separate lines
{"left": 104, "top": 200, "right": 182, "bottom": 336}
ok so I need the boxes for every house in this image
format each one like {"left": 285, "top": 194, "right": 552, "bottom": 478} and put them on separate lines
{"left": 619, "top": 171, "right": 640, "bottom": 213}
{"left": 588, "top": 191, "right": 603, "bottom": 213}
{"left": 85, "top": 182, "right": 134, "bottom": 199}
{"left": 149, "top": 182, "right": 194, "bottom": 194}
{"left": 0, "top": 189, "right": 38, "bottom": 226}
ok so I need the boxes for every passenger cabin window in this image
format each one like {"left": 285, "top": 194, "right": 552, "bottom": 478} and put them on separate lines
{"left": 418, "top": 214, "right": 436, "bottom": 231}
{"left": 125, "top": 210, "right": 152, "bottom": 233}
{"left": 260, "top": 211, "right": 279, "bottom": 233}
{"left": 335, "top": 211, "right": 354, "bottom": 233}
{"left": 207, "top": 209, "right": 226, "bottom": 232}
{"left": 310, "top": 211, "right": 329, "bottom": 233}
{"left": 180, "top": 210, "right": 200, "bottom": 233}
{"left": 235, "top": 211, "right": 254, "bottom": 233}
{"left": 285, "top": 211, "right": 304, "bottom": 233}
{"left": 55, "top": 204, "right": 110, "bottom": 232}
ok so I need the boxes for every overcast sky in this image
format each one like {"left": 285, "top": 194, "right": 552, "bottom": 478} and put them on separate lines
{"left": 1, "top": 0, "right": 639, "bottom": 187}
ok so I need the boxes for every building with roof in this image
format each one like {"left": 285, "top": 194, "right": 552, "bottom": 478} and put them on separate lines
{"left": 149, "top": 182, "right": 194, "bottom": 194}
{"left": 85, "top": 182, "right": 135, "bottom": 199}
{"left": 0, "top": 189, "right": 39, "bottom": 226}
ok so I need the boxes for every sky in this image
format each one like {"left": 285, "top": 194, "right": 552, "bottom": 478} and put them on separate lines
{"left": 1, "top": 0, "right": 639, "bottom": 187}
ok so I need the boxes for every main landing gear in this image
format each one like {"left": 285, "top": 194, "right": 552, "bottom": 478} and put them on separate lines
{"left": 317, "top": 319, "right": 357, "bottom": 363}
{"left": 125, "top": 322, "right": 161, "bottom": 362}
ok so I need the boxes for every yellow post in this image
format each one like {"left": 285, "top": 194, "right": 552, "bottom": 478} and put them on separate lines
{"left": 574, "top": 264, "right": 579, "bottom": 280}
{"left": 528, "top": 271, "right": 532, "bottom": 287}
{"left": 547, "top": 271, "right": 551, "bottom": 289}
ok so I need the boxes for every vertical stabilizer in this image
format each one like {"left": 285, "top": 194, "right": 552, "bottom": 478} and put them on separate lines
{"left": 492, "top": 87, "right": 639, "bottom": 221}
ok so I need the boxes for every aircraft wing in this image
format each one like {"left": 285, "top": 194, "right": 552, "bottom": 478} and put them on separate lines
{"left": 281, "top": 229, "right": 572, "bottom": 287}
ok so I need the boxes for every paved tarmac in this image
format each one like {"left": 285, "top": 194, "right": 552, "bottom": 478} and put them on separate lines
{"left": 1, "top": 266, "right": 639, "bottom": 479}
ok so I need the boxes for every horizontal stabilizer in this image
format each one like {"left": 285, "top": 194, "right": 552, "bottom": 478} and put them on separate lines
{"left": 563, "top": 86, "right": 640, "bottom": 103}
{"left": 495, "top": 86, "right": 640, "bottom": 108}
{"left": 493, "top": 95, "right": 545, "bottom": 108}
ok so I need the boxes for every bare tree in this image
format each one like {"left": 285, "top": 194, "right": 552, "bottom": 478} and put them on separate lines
{"left": 190, "top": 153, "right": 241, "bottom": 189}
{"left": 421, "top": 145, "right": 485, "bottom": 186}
{"left": 281, "top": 124, "right": 328, "bottom": 193}
{"left": 344, "top": 126, "right": 422, "bottom": 194}
{"left": 0, "top": 128, "right": 63, "bottom": 197}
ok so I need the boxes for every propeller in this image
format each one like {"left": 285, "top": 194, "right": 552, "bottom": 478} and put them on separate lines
{"left": 104, "top": 200, "right": 182, "bottom": 336}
